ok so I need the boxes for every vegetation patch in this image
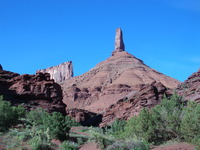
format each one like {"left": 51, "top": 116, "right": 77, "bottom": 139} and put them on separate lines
{"left": 1, "top": 94, "right": 200, "bottom": 149}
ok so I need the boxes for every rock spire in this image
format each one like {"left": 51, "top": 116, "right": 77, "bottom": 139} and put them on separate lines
{"left": 0, "top": 64, "right": 2, "bottom": 70}
{"left": 112, "top": 28, "right": 125, "bottom": 55}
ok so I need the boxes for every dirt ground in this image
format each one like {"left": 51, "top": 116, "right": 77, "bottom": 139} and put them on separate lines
{"left": 151, "top": 142, "right": 195, "bottom": 150}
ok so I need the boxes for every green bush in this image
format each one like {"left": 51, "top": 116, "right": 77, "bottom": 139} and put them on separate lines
{"left": 88, "top": 127, "right": 149, "bottom": 150}
{"left": 181, "top": 101, "right": 200, "bottom": 148}
{"left": 27, "top": 108, "right": 78, "bottom": 140}
{"left": 149, "top": 94, "right": 184, "bottom": 142}
{"left": 106, "top": 140, "right": 149, "bottom": 150}
{"left": 105, "top": 119, "right": 126, "bottom": 139}
{"left": 122, "top": 108, "right": 154, "bottom": 142}
{"left": 59, "top": 141, "right": 79, "bottom": 150}
{"left": 122, "top": 94, "right": 184, "bottom": 144}
{"left": 0, "top": 95, "right": 25, "bottom": 132}
{"left": 65, "top": 115, "right": 80, "bottom": 127}
{"left": 29, "top": 137, "right": 52, "bottom": 150}
{"left": 88, "top": 127, "right": 115, "bottom": 150}
{"left": 26, "top": 108, "right": 50, "bottom": 125}
{"left": 29, "top": 127, "right": 53, "bottom": 150}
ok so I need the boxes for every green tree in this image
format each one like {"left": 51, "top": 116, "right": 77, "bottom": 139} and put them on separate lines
{"left": 0, "top": 95, "right": 25, "bottom": 132}
{"left": 27, "top": 108, "right": 78, "bottom": 140}
{"left": 181, "top": 101, "right": 200, "bottom": 148}
{"left": 121, "top": 94, "right": 184, "bottom": 144}
{"left": 105, "top": 119, "right": 126, "bottom": 139}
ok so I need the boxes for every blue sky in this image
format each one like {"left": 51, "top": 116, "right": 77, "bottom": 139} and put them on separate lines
{"left": 0, "top": 0, "right": 200, "bottom": 82}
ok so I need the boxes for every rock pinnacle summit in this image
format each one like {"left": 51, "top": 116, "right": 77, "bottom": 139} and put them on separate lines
{"left": 112, "top": 28, "right": 125, "bottom": 55}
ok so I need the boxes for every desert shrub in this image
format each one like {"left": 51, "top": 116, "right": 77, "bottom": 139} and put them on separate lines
{"left": 59, "top": 141, "right": 79, "bottom": 150}
{"left": 88, "top": 127, "right": 149, "bottom": 150}
{"left": 122, "top": 108, "right": 154, "bottom": 142}
{"left": 0, "top": 130, "right": 24, "bottom": 150}
{"left": 105, "top": 119, "right": 126, "bottom": 139}
{"left": 122, "top": 94, "right": 184, "bottom": 144}
{"left": 28, "top": 125, "right": 54, "bottom": 150}
{"left": 27, "top": 108, "right": 74, "bottom": 140}
{"left": 149, "top": 94, "right": 184, "bottom": 142}
{"left": 89, "top": 127, "right": 115, "bottom": 150}
{"left": 65, "top": 115, "right": 80, "bottom": 127}
{"left": 26, "top": 108, "right": 50, "bottom": 125}
{"left": 180, "top": 101, "right": 200, "bottom": 148}
{"left": 6, "top": 127, "right": 32, "bottom": 142}
{"left": 69, "top": 133, "right": 89, "bottom": 145}
{"left": 0, "top": 95, "right": 25, "bottom": 132}
{"left": 29, "top": 137, "right": 52, "bottom": 150}
{"left": 106, "top": 140, "right": 149, "bottom": 150}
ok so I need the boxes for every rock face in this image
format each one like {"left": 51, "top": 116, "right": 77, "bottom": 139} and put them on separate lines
{"left": 0, "top": 69, "right": 66, "bottom": 114}
{"left": 0, "top": 64, "right": 2, "bottom": 70}
{"left": 36, "top": 61, "right": 73, "bottom": 83}
{"left": 61, "top": 28, "right": 180, "bottom": 123}
{"left": 112, "top": 28, "right": 125, "bottom": 55}
{"left": 176, "top": 68, "right": 200, "bottom": 103}
{"left": 0, "top": 69, "right": 20, "bottom": 96}
{"left": 100, "top": 82, "right": 169, "bottom": 126}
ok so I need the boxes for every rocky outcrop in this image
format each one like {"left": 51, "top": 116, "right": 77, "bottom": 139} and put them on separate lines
{"left": 0, "top": 69, "right": 20, "bottom": 96}
{"left": 176, "top": 68, "right": 200, "bottom": 103}
{"left": 0, "top": 64, "right": 2, "bottom": 70}
{"left": 112, "top": 28, "right": 125, "bottom": 55}
{"left": 100, "top": 82, "right": 169, "bottom": 126}
{"left": 36, "top": 61, "right": 73, "bottom": 83}
{"left": 66, "top": 108, "right": 102, "bottom": 126}
{"left": 0, "top": 69, "right": 66, "bottom": 114}
{"left": 0, "top": 69, "right": 19, "bottom": 80}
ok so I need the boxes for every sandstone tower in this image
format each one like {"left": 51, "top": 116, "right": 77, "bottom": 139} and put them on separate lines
{"left": 112, "top": 28, "right": 125, "bottom": 55}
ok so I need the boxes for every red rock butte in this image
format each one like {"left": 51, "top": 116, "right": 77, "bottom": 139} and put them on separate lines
{"left": 61, "top": 28, "right": 180, "bottom": 113}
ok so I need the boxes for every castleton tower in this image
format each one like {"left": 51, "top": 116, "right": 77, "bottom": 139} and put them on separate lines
{"left": 112, "top": 28, "right": 125, "bottom": 55}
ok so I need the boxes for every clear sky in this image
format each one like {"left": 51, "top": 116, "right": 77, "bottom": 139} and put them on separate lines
{"left": 0, "top": 0, "right": 200, "bottom": 82}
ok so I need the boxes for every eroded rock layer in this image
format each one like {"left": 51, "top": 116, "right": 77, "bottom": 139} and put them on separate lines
{"left": 176, "top": 69, "right": 200, "bottom": 103}
{"left": 100, "top": 82, "right": 169, "bottom": 126}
